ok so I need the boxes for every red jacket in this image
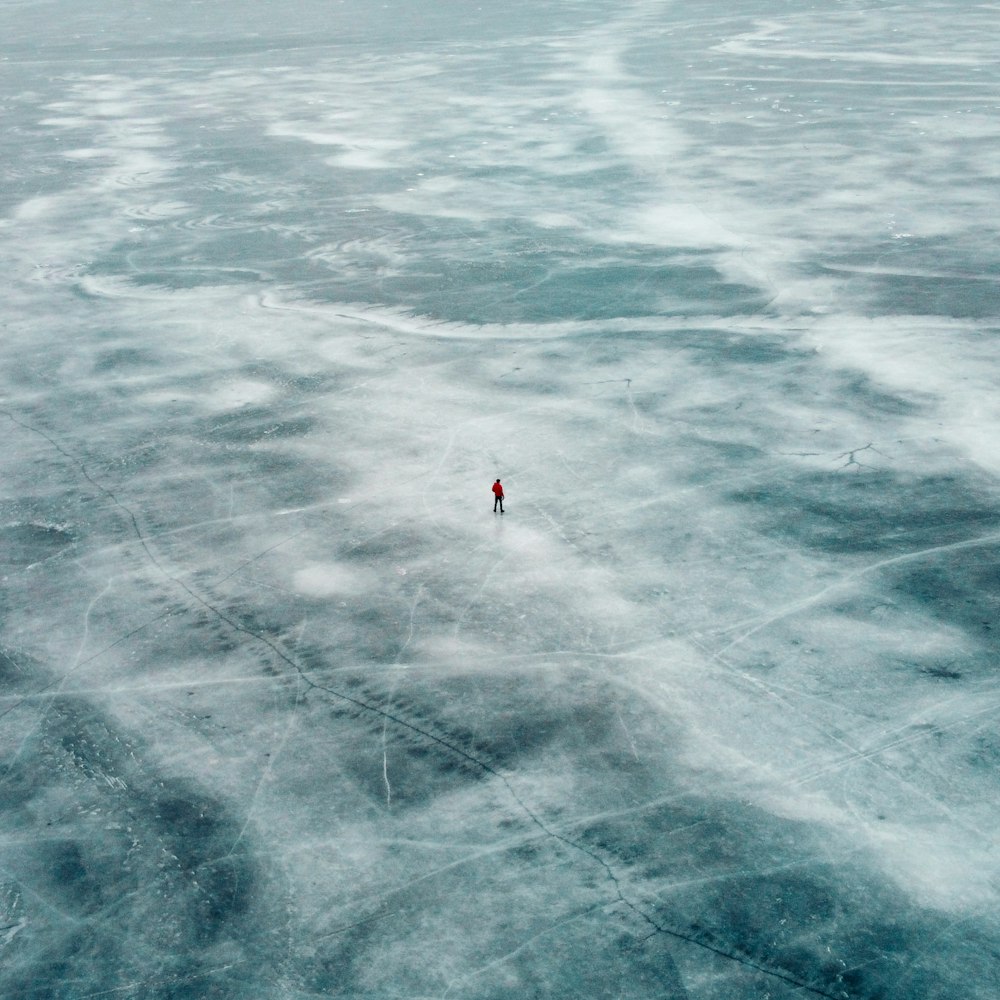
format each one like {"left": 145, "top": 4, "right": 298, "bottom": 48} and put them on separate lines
{"left": 492, "top": 481, "right": 504, "bottom": 497}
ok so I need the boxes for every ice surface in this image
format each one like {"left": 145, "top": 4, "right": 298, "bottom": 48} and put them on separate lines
{"left": 2, "top": 1, "right": 1000, "bottom": 997}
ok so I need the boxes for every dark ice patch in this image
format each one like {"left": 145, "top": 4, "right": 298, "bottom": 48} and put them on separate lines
{"left": 0, "top": 650, "right": 15, "bottom": 682}
{"left": 319, "top": 667, "right": 675, "bottom": 813}
{"left": 128, "top": 268, "right": 267, "bottom": 288}
{"left": 326, "top": 235, "right": 767, "bottom": 324}
{"left": 196, "top": 407, "right": 316, "bottom": 444}
{"left": 0, "top": 702, "right": 283, "bottom": 998}
{"left": 19, "top": 841, "right": 107, "bottom": 915}
{"left": 684, "top": 331, "right": 794, "bottom": 366}
{"left": 888, "top": 552, "right": 1000, "bottom": 651}
{"left": 730, "top": 470, "right": 997, "bottom": 555}
{"left": 838, "top": 371, "right": 926, "bottom": 416}
{"left": 0, "top": 522, "right": 75, "bottom": 567}
{"left": 698, "top": 437, "right": 767, "bottom": 463}
{"left": 311, "top": 895, "right": 688, "bottom": 998}
{"left": 919, "top": 662, "right": 963, "bottom": 680}
{"left": 447, "top": 261, "right": 763, "bottom": 324}
{"left": 869, "top": 271, "right": 1000, "bottom": 320}
{"left": 172, "top": 446, "right": 333, "bottom": 508}
{"left": 152, "top": 785, "right": 256, "bottom": 939}
{"left": 584, "top": 796, "right": 982, "bottom": 999}
{"left": 92, "top": 347, "right": 160, "bottom": 373}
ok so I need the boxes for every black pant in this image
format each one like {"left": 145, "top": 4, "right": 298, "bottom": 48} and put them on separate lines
{"left": 494, "top": 494, "right": 503, "bottom": 512}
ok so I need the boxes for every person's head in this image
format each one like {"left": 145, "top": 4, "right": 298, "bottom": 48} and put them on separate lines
{"left": 495, "top": 478, "right": 501, "bottom": 483}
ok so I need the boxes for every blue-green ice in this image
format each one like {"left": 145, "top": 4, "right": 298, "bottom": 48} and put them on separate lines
{"left": 2, "top": 2, "right": 1000, "bottom": 997}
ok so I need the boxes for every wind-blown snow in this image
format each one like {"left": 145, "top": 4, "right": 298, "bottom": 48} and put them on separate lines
{"left": 2, "top": 1, "right": 999, "bottom": 997}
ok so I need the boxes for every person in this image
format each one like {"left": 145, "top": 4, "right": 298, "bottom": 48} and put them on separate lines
{"left": 492, "top": 478, "right": 504, "bottom": 513}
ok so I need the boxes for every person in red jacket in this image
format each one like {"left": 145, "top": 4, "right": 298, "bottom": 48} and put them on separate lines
{"left": 492, "top": 478, "right": 504, "bottom": 513}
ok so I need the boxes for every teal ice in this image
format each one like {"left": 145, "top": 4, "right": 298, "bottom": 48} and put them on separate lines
{"left": 2, "top": 1, "right": 999, "bottom": 997}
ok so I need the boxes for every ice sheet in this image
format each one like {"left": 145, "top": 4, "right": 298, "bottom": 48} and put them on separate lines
{"left": 2, "top": 1, "right": 999, "bottom": 997}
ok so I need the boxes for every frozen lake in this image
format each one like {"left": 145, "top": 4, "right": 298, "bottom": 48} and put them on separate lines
{"left": 2, "top": 1, "right": 1000, "bottom": 996}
